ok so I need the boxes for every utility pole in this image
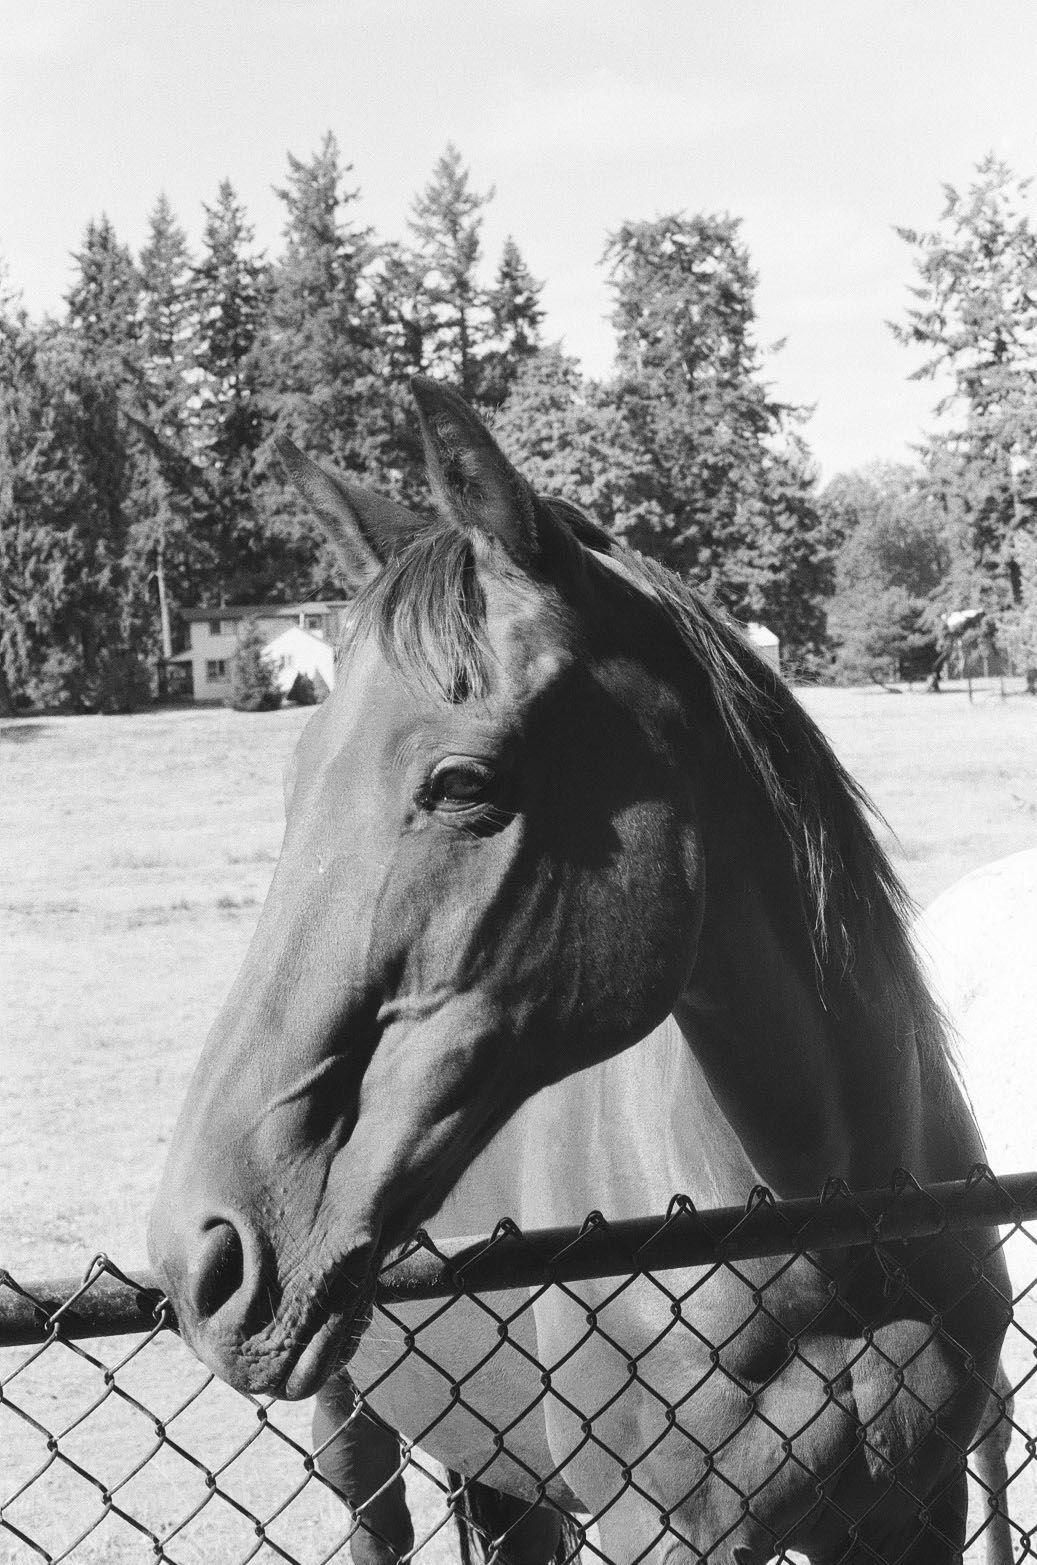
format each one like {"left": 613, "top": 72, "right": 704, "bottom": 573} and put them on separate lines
{"left": 153, "top": 533, "right": 173, "bottom": 700}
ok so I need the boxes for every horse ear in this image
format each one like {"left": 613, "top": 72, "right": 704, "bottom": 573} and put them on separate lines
{"left": 410, "top": 376, "right": 539, "bottom": 565}
{"left": 276, "top": 436, "right": 419, "bottom": 593}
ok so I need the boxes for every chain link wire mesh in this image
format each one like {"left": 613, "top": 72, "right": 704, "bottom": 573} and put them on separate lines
{"left": 3, "top": 1169, "right": 1037, "bottom": 1565}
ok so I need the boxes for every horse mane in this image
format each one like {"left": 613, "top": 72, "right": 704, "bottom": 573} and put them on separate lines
{"left": 343, "top": 500, "right": 949, "bottom": 1060}
{"left": 617, "top": 549, "right": 951, "bottom": 1071}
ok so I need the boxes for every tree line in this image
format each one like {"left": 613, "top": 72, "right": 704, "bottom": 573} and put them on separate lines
{"left": 1, "top": 138, "right": 1034, "bottom": 710}
{"left": 0, "top": 134, "right": 833, "bottom": 710}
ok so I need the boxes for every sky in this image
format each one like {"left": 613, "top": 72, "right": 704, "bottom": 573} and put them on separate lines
{"left": 2, "top": 0, "right": 1037, "bottom": 477}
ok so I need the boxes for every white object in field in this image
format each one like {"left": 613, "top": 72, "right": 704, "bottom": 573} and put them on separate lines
{"left": 915, "top": 849, "right": 1037, "bottom": 1178}
{"left": 261, "top": 625, "right": 337, "bottom": 696}
{"left": 746, "top": 621, "right": 780, "bottom": 671}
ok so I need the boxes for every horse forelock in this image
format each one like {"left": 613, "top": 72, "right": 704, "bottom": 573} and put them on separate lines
{"left": 343, "top": 524, "right": 493, "bottom": 704}
{"left": 340, "top": 495, "right": 588, "bottom": 703}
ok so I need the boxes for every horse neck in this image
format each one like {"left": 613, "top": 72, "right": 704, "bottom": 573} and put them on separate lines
{"left": 675, "top": 753, "right": 978, "bottom": 1197}
{"left": 426, "top": 1016, "right": 758, "bottom": 1237}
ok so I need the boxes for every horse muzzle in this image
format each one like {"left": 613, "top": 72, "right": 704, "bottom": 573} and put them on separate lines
{"left": 148, "top": 1200, "right": 377, "bottom": 1399}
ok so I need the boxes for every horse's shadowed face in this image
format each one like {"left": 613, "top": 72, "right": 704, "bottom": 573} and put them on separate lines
{"left": 148, "top": 386, "right": 705, "bottom": 1398}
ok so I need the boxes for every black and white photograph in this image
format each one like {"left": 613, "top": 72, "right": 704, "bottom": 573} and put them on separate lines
{"left": 2, "top": 4, "right": 1037, "bottom": 1562}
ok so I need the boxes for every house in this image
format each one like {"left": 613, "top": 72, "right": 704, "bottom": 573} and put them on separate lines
{"left": 171, "top": 602, "right": 352, "bottom": 702}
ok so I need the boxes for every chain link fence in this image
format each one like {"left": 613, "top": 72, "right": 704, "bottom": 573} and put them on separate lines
{"left": 3, "top": 1168, "right": 1037, "bottom": 1565}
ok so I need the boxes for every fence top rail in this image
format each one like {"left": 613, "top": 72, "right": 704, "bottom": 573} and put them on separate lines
{"left": 3, "top": 1166, "right": 1036, "bottom": 1348}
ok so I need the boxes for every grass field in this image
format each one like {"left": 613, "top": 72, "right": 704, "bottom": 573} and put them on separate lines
{"left": 2, "top": 684, "right": 1037, "bottom": 1563}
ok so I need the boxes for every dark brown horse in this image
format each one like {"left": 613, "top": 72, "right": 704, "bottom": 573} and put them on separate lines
{"left": 149, "top": 379, "right": 1008, "bottom": 1564}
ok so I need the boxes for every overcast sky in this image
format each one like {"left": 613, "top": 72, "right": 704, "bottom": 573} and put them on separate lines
{"left": 3, "top": 0, "right": 1037, "bottom": 477}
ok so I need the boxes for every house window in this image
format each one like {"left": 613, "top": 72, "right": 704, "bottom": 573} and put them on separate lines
{"left": 304, "top": 614, "right": 325, "bottom": 634}
{"left": 206, "top": 659, "right": 228, "bottom": 682}
{"left": 208, "top": 618, "right": 223, "bottom": 636}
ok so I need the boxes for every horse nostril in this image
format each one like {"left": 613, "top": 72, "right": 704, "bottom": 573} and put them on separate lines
{"left": 190, "top": 1220, "right": 246, "bottom": 1322}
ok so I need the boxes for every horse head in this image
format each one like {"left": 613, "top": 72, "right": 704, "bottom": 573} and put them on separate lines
{"left": 148, "top": 379, "right": 708, "bottom": 1397}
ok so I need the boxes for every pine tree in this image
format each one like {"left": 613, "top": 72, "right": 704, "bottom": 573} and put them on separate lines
{"left": 193, "top": 179, "right": 268, "bottom": 601}
{"left": 408, "top": 144, "right": 493, "bottom": 400}
{"left": 480, "top": 236, "right": 545, "bottom": 405}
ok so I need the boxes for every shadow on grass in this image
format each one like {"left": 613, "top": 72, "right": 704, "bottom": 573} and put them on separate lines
{"left": 1, "top": 721, "right": 51, "bottom": 744}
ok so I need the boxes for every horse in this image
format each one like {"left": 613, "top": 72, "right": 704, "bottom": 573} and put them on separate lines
{"left": 915, "top": 850, "right": 1037, "bottom": 1565}
{"left": 149, "top": 377, "right": 1010, "bottom": 1565}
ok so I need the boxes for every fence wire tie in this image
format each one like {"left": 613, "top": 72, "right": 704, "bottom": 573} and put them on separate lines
{"left": 457, "top": 1216, "right": 527, "bottom": 1288}
{"left": 966, "top": 1161, "right": 1029, "bottom": 1230}
{"left": 578, "top": 1210, "right": 608, "bottom": 1235}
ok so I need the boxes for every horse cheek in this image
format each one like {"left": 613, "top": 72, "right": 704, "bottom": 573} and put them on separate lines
{"left": 571, "top": 808, "right": 704, "bottom": 1058}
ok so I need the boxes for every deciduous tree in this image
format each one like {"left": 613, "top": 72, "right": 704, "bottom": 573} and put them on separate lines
{"left": 894, "top": 155, "right": 1037, "bottom": 662}
{"left": 820, "top": 464, "right": 949, "bottom": 682}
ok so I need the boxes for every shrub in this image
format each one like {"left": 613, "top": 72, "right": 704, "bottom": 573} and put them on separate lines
{"left": 231, "top": 620, "right": 281, "bottom": 711}
{"left": 20, "top": 646, "right": 84, "bottom": 711}
{"left": 95, "top": 649, "right": 152, "bottom": 714}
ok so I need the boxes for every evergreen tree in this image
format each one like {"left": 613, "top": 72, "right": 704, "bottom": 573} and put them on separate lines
{"left": 254, "top": 133, "right": 381, "bottom": 595}
{"left": 493, "top": 346, "right": 657, "bottom": 536}
{"left": 231, "top": 618, "right": 280, "bottom": 710}
{"left": 362, "top": 240, "right": 432, "bottom": 507}
{"left": 408, "top": 144, "right": 493, "bottom": 400}
{"left": 481, "top": 236, "right": 545, "bottom": 405}
{"left": 66, "top": 214, "right": 141, "bottom": 372}
{"left": 894, "top": 156, "right": 1037, "bottom": 644}
{"left": 192, "top": 179, "right": 268, "bottom": 600}
{"left": 0, "top": 321, "right": 132, "bottom": 707}
{"left": 605, "top": 213, "right": 828, "bottom": 665}
{"left": 133, "top": 194, "right": 200, "bottom": 669}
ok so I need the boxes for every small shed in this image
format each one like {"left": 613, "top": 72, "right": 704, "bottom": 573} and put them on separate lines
{"left": 261, "top": 625, "right": 336, "bottom": 696}
{"left": 746, "top": 622, "right": 781, "bottom": 672}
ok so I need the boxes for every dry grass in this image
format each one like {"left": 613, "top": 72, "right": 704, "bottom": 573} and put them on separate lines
{"left": 2, "top": 685, "right": 1037, "bottom": 1564}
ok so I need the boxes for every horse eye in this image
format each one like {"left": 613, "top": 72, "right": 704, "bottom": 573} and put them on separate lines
{"left": 425, "top": 761, "right": 494, "bottom": 808}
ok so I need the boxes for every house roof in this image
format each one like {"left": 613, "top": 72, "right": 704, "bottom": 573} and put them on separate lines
{"left": 183, "top": 601, "right": 351, "bottom": 623}
{"left": 262, "top": 625, "right": 335, "bottom": 654}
